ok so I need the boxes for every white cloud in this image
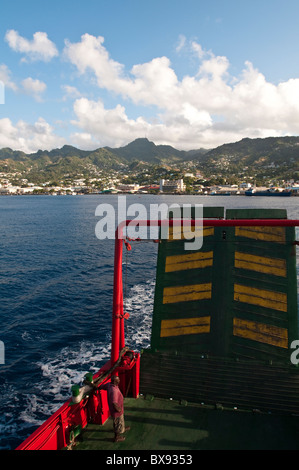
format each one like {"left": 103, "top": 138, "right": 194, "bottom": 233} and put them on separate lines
{"left": 0, "top": 64, "right": 18, "bottom": 91}
{"left": 71, "top": 97, "right": 147, "bottom": 147}
{"left": 5, "top": 30, "right": 58, "bottom": 62}
{"left": 71, "top": 97, "right": 213, "bottom": 149}
{"left": 21, "top": 77, "right": 47, "bottom": 102}
{"left": 61, "top": 85, "right": 81, "bottom": 101}
{"left": 176, "top": 34, "right": 187, "bottom": 53}
{"left": 62, "top": 33, "right": 299, "bottom": 149}
{"left": 191, "top": 41, "right": 205, "bottom": 59}
{"left": 63, "top": 34, "right": 124, "bottom": 91}
{"left": 70, "top": 132, "right": 98, "bottom": 150}
{"left": 3, "top": 32, "right": 299, "bottom": 152}
{"left": 0, "top": 117, "right": 64, "bottom": 153}
{"left": 199, "top": 55, "right": 230, "bottom": 79}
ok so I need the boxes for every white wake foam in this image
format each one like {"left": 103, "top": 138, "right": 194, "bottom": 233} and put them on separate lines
{"left": 14, "top": 280, "right": 155, "bottom": 440}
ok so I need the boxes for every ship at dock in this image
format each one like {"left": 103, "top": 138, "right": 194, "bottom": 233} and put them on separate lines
{"left": 245, "top": 188, "right": 292, "bottom": 196}
{"left": 16, "top": 207, "right": 299, "bottom": 451}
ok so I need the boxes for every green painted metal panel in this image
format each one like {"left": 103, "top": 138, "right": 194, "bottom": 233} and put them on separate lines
{"left": 226, "top": 208, "right": 287, "bottom": 219}
{"left": 226, "top": 208, "right": 297, "bottom": 362}
{"left": 151, "top": 207, "right": 298, "bottom": 364}
{"left": 74, "top": 394, "right": 299, "bottom": 449}
{"left": 168, "top": 206, "right": 224, "bottom": 219}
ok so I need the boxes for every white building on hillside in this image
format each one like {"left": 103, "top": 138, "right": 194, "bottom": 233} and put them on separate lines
{"left": 159, "top": 179, "right": 186, "bottom": 193}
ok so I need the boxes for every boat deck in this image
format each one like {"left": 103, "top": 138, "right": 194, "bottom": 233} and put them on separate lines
{"left": 71, "top": 395, "right": 299, "bottom": 451}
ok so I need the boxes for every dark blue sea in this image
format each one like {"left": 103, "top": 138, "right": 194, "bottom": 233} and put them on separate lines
{"left": 1, "top": 194, "right": 299, "bottom": 450}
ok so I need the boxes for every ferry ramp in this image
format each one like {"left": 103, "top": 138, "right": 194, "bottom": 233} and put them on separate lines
{"left": 74, "top": 207, "right": 299, "bottom": 451}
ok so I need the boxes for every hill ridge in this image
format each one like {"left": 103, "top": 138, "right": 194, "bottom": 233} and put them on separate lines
{"left": 1, "top": 136, "right": 299, "bottom": 184}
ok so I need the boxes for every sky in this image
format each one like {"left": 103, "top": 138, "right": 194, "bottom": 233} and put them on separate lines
{"left": 1, "top": 0, "right": 299, "bottom": 153}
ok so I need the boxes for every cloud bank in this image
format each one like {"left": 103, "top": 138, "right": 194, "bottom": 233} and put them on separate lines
{"left": 2, "top": 31, "right": 299, "bottom": 152}
{"left": 63, "top": 34, "right": 299, "bottom": 150}
{"left": 0, "top": 117, "right": 64, "bottom": 152}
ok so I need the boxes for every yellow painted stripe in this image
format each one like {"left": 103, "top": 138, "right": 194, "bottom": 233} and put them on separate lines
{"left": 234, "top": 284, "right": 287, "bottom": 312}
{"left": 168, "top": 226, "right": 214, "bottom": 241}
{"left": 235, "top": 252, "right": 287, "bottom": 277}
{"left": 235, "top": 226, "right": 285, "bottom": 243}
{"left": 165, "top": 251, "right": 213, "bottom": 272}
{"left": 163, "top": 283, "right": 212, "bottom": 304}
{"left": 233, "top": 317, "right": 288, "bottom": 349}
{"left": 161, "top": 316, "right": 211, "bottom": 337}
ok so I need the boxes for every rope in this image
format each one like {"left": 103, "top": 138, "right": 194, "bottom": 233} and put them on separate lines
{"left": 92, "top": 346, "right": 129, "bottom": 387}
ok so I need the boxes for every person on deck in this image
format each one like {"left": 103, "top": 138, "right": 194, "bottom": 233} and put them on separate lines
{"left": 102, "top": 375, "right": 130, "bottom": 442}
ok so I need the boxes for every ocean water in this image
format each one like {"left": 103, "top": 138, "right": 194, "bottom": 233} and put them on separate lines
{"left": 1, "top": 194, "right": 299, "bottom": 449}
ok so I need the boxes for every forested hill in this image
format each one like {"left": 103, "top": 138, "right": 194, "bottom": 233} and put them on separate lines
{"left": 190, "top": 136, "right": 299, "bottom": 181}
{"left": 0, "top": 138, "right": 204, "bottom": 165}
{"left": 1, "top": 136, "right": 299, "bottom": 183}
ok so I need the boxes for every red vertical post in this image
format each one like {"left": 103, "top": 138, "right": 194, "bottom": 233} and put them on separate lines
{"left": 111, "top": 230, "right": 124, "bottom": 366}
{"left": 119, "top": 285, "right": 125, "bottom": 351}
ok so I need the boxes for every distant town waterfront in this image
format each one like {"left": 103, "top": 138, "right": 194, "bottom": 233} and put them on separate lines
{"left": 1, "top": 177, "right": 299, "bottom": 196}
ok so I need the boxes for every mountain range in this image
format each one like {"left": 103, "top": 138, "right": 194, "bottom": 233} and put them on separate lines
{"left": 0, "top": 138, "right": 206, "bottom": 165}
{"left": 1, "top": 136, "right": 299, "bottom": 183}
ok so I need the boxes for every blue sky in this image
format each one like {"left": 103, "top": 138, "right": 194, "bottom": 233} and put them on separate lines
{"left": 1, "top": 0, "right": 299, "bottom": 152}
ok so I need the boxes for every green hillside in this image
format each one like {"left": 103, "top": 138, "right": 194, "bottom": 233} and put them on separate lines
{"left": 1, "top": 136, "right": 299, "bottom": 184}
